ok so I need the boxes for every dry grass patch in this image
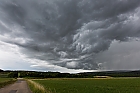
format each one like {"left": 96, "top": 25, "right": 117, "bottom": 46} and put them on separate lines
{"left": 27, "top": 79, "right": 52, "bottom": 93}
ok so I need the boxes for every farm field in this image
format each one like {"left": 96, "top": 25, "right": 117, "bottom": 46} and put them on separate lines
{"left": 0, "top": 78, "right": 12, "bottom": 82}
{"left": 33, "top": 78, "right": 140, "bottom": 93}
{"left": 0, "top": 78, "right": 16, "bottom": 88}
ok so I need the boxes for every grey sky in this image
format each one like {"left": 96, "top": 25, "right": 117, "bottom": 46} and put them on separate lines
{"left": 0, "top": 0, "right": 140, "bottom": 72}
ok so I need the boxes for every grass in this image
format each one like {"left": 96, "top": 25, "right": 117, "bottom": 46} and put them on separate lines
{"left": 0, "top": 78, "right": 16, "bottom": 88}
{"left": 27, "top": 79, "right": 52, "bottom": 93}
{"left": 32, "top": 78, "right": 140, "bottom": 93}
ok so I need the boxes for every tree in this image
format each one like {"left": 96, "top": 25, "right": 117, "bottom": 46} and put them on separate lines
{"left": 0, "top": 69, "right": 3, "bottom": 72}
{"left": 8, "top": 72, "right": 18, "bottom": 78}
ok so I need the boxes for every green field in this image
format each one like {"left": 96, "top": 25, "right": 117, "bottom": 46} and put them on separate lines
{"left": 0, "top": 78, "right": 16, "bottom": 88}
{"left": 33, "top": 78, "right": 140, "bottom": 93}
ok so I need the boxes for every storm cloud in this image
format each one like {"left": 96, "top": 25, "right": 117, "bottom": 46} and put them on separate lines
{"left": 0, "top": 0, "right": 140, "bottom": 70}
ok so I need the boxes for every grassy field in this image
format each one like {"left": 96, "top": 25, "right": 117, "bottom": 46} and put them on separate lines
{"left": 0, "top": 78, "right": 16, "bottom": 88}
{"left": 0, "top": 73, "right": 8, "bottom": 78}
{"left": 31, "top": 78, "right": 140, "bottom": 93}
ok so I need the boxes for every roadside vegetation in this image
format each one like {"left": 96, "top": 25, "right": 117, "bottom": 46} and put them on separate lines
{"left": 0, "top": 78, "right": 16, "bottom": 88}
{"left": 27, "top": 79, "right": 53, "bottom": 93}
{"left": 32, "top": 78, "right": 140, "bottom": 93}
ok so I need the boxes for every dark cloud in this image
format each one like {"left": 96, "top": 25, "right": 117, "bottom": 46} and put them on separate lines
{"left": 95, "top": 41, "right": 140, "bottom": 70}
{"left": 0, "top": 0, "right": 140, "bottom": 70}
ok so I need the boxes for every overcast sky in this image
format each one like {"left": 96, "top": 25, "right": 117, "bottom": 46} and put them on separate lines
{"left": 0, "top": 0, "right": 140, "bottom": 73}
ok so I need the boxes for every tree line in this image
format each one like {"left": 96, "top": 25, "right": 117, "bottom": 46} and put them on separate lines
{"left": 3, "top": 70, "right": 140, "bottom": 78}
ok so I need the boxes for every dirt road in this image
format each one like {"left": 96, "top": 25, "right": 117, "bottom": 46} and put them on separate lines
{"left": 0, "top": 78, "right": 32, "bottom": 93}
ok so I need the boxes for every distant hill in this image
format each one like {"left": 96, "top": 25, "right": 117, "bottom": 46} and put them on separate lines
{"left": 79, "top": 70, "right": 140, "bottom": 77}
